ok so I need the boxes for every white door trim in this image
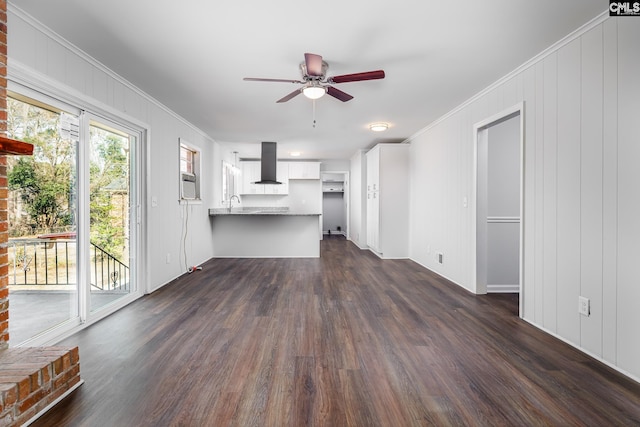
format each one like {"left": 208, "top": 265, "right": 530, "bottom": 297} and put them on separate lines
{"left": 472, "top": 102, "right": 525, "bottom": 318}
{"left": 321, "top": 171, "right": 350, "bottom": 237}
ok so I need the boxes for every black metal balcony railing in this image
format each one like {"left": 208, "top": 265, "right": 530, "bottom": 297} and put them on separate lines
{"left": 8, "top": 237, "right": 129, "bottom": 292}
{"left": 90, "top": 242, "right": 129, "bottom": 291}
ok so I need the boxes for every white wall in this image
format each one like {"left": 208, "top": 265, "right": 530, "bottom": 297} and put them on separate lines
{"left": 288, "top": 180, "right": 322, "bottom": 213}
{"left": 8, "top": 7, "right": 218, "bottom": 292}
{"left": 408, "top": 16, "right": 640, "bottom": 381}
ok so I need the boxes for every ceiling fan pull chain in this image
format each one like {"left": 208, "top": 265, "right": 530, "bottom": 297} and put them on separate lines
{"left": 312, "top": 99, "right": 317, "bottom": 128}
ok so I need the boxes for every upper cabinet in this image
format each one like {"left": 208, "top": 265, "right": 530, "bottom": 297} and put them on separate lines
{"left": 239, "top": 161, "right": 289, "bottom": 195}
{"left": 239, "top": 161, "right": 260, "bottom": 195}
{"left": 288, "top": 162, "right": 321, "bottom": 180}
{"left": 239, "top": 160, "right": 320, "bottom": 195}
{"left": 264, "top": 162, "right": 289, "bottom": 195}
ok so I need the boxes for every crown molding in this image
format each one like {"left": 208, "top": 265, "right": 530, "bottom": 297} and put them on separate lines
{"left": 405, "top": 10, "right": 609, "bottom": 143}
{"left": 7, "top": 2, "right": 214, "bottom": 142}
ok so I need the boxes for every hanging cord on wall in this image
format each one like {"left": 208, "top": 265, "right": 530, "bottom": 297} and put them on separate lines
{"left": 181, "top": 203, "right": 202, "bottom": 274}
{"left": 182, "top": 202, "right": 189, "bottom": 272}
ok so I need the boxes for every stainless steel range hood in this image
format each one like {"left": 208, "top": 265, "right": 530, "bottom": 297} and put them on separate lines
{"left": 254, "top": 141, "right": 282, "bottom": 184}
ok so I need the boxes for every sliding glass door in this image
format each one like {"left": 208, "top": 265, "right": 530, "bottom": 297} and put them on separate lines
{"left": 7, "top": 93, "right": 80, "bottom": 345}
{"left": 7, "top": 88, "right": 142, "bottom": 346}
{"left": 88, "top": 118, "right": 138, "bottom": 312}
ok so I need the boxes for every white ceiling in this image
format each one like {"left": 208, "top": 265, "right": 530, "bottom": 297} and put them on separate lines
{"left": 12, "top": 0, "right": 605, "bottom": 160}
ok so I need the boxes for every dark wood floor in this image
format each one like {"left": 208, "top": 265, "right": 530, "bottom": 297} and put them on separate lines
{"left": 33, "top": 236, "right": 640, "bottom": 426}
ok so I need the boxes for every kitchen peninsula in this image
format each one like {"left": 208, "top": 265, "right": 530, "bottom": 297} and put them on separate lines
{"left": 209, "top": 207, "right": 321, "bottom": 258}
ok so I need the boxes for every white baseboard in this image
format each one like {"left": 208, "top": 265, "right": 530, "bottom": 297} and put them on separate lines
{"left": 323, "top": 231, "right": 346, "bottom": 236}
{"left": 487, "top": 284, "right": 519, "bottom": 293}
{"left": 523, "top": 319, "right": 640, "bottom": 386}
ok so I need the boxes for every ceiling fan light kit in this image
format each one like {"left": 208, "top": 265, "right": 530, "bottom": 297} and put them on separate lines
{"left": 302, "top": 85, "right": 326, "bottom": 100}
{"left": 244, "top": 52, "right": 385, "bottom": 104}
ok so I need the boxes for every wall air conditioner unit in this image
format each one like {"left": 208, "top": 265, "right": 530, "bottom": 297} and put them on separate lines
{"left": 181, "top": 172, "right": 197, "bottom": 200}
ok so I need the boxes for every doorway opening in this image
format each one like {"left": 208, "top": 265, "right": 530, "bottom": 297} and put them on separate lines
{"left": 322, "top": 172, "right": 349, "bottom": 238}
{"left": 474, "top": 103, "right": 524, "bottom": 317}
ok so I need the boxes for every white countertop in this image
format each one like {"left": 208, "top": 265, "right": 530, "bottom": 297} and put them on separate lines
{"left": 209, "top": 207, "right": 320, "bottom": 216}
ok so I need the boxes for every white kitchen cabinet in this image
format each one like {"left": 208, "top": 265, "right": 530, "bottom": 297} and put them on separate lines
{"left": 366, "top": 144, "right": 409, "bottom": 258}
{"left": 288, "top": 162, "right": 320, "bottom": 179}
{"left": 240, "top": 161, "right": 289, "bottom": 195}
{"left": 264, "top": 162, "right": 289, "bottom": 195}
{"left": 240, "top": 161, "right": 262, "bottom": 195}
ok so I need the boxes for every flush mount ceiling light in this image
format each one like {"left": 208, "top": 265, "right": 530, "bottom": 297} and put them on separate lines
{"left": 302, "top": 85, "right": 326, "bottom": 100}
{"left": 369, "top": 122, "right": 389, "bottom": 132}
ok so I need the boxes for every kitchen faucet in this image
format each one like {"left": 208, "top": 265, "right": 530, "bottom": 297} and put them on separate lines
{"left": 228, "top": 194, "right": 240, "bottom": 211}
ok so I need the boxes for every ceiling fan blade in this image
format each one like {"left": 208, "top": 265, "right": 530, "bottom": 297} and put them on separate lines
{"left": 244, "top": 77, "right": 304, "bottom": 84}
{"left": 276, "top": 88, "right": 303, "bottom": 103}
{"left": 327, "top": 86, "right": 354, "bottom": 102}
{"left": 329, "top": 70, "right": 385, "bottom": 84}
{"left": 304, "top": 53, "right": 324, "bottom": 77}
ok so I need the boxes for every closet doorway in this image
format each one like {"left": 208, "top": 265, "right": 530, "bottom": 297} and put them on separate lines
{"left": 322, "top": 172, "right": 349, "bottom": 237}
{"left": 474, "top": 103, "right": 524, "bottom": 316}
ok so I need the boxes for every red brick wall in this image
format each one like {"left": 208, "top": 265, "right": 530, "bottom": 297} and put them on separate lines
{"left": 0, "top": 0, "right": 8, "bottom": 350}
{"left": 0, "top": 347, "right": 81, "bottom": 426}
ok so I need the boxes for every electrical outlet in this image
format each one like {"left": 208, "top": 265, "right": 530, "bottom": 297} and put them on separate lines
{"left": 166, "top": 253, "right": 171, "bottom": 264}
{"left": 578, "top": 296, "right": 590, "bottom": 316}
{"left": 437, "top": 252, "right": 443, "bottom": 264}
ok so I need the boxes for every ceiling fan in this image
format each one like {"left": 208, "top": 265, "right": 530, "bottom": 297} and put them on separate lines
{"left": 243, "top": 53, "right": 385, "bottom": 103}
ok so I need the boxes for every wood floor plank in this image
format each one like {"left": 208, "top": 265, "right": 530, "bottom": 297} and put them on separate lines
{"left": 30, "top": 236, "right": 640, "bottom": 426}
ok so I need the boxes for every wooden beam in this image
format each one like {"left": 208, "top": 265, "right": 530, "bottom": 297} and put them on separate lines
{"left": 0, "top": 135, "right": 34, "bottom": 156}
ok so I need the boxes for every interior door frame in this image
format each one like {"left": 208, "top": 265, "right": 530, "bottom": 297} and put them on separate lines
{"left": 472, "top": 102, "right": 525, "bottom": 317}
{"left": 321, "top": 171, "right": 350, "bottom": 237}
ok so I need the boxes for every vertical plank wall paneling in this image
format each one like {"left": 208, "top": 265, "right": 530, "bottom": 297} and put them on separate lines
{"left": 533, "top": 61, "right": 545, "bottom": 325}
{"left": 616, "top": 19, "right": 640, "bottom": 377}
{"left": 8, "top": 8, "right": 217, "bottom": 292}
{"left": 408, "top": 16, "right": 640, "bottom": 380}
{"left": 542, "top": 52, "right": 558, "bottom": 333}
{"left": 522, "top": 65, "right": 536, "bottom": 320}
{"left": 601, "top": 18, "right": 618, "bottom": 366}
{"left": 579, "top": 25, "right": 604, "bottom": 357}
{"left": 91, "top": 68, "right": 109, "bottom": 106}
{"left": 556, "top": 38, "right": 582, "bottom": 345}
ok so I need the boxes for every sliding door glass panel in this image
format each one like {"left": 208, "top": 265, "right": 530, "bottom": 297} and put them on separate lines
{"left": 7, "top": 96, "right": 79, "bottom": 345}
{"left": 89, "top": 121, "right": 136, "bottom": 312}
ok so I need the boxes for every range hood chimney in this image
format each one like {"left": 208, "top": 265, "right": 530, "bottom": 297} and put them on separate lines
{"left": 254, "top": 141, "right": 282, "bottom": 184}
